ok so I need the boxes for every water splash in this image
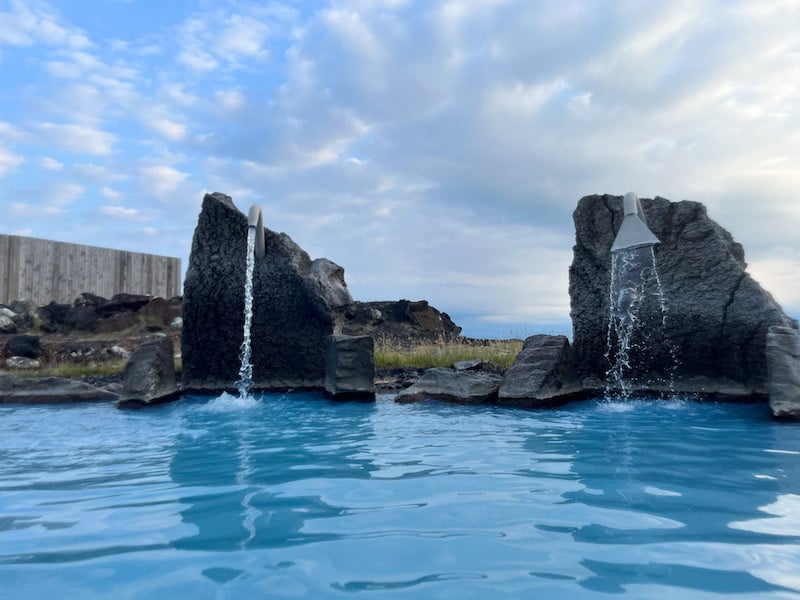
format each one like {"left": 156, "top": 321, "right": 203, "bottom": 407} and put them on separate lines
{"left": 235, "top": 226, "right": 257, "bottom": 398}
{"left": 605, "top": 246, "right": 678, "bottom": 399}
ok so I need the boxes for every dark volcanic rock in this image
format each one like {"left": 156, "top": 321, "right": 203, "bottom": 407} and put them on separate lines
{"left": 97, "top": 293, "right": 152, "bottom": 316}
{"left": 570, "top": 195, "right": 796, "bottom": 398}
{"left": 324, "top": 334, "right": 375, "bottom": 400}
{"left": 498, "top": 335, "right": 583, "bottom": 407}
{"left": 0, "top": 373, "right": 118, "bottom": 404}
{"left": 182, "top": 192, "right": 353, "bottom": 390}
{"left": 766, "top": 326, "right": 800, "bottom": 419}
{"left": 117, "top": 335, "right": 179, "bottom": 408}
{"left": 5, "top": 334, "right": 43, "bottom": 359}
{"left": 342, "top": 300, "right": 461, "bottom": 346}
{"left": 395, "top": 366, "right": 501, "bottom": 404}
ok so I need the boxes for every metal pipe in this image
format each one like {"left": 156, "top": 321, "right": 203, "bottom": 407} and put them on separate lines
{"left": 611, "top": 192, "right": 660, "bottom": 253}
{"left": 247, "top": 205, "right": 265, "bottom": 259}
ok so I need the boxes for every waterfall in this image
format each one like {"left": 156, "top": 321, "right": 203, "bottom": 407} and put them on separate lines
{"left": 236, "top": 226, "right": 257, "bottom": 397}
{"left": 605, "top": 245, "right": 678, "bottom": 398}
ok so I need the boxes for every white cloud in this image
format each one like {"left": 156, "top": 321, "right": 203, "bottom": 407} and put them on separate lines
{"left": 214, "top": 88, "right": 245, "bottom": 112}
{"left": 0, "top": 0, "right": 90, "bottom": 48}
{"left": 0, "top": 145, "right": 23, "bottom": 175}
{"left": 41, "top": 156, "right": 63, "bottom": 170}
{"left": 1, "top": 0, "right": 799, "bottom": 334}
{"left": 36, "top": 122, "right": 117, "bottom": 155}
{"left": 145, "top": 116, "right": 188, "bottom": 142}
{"left": 101, "top": 186, "right": 121, "bottom": 200}
{"left": 100, "top": 205, "right": 139, "bottom": 219}
{"left": 140, "top": 164, "right": 189, "bottom": 198}
{"left": 216, "top": 13, "right": 270, "bottom": 61}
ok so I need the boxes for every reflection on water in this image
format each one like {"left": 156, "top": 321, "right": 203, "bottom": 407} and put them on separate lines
{"left": 170, "top": 392, "right": 378, "bottom": 551}
{"left": 1, "top": 395, "right": 799, "bottom": 598}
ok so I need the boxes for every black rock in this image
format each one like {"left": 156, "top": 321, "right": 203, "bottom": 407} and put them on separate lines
{"left": 181, "top": 192, "right": 353, "bottom": 391}
{"left": 570, "top": 195, "right": 797, "bottom": 398}
{"left": 5, "top": 334, "right": 43, "bottom": 359}
{"left": 117, "top": 335, "right": 179, "bottom": 408}
{"left": 766, "top": 326, "right": 800, "bottom": 419}
{"left": 498, "top": 335, "right": 583, "bottom": 407}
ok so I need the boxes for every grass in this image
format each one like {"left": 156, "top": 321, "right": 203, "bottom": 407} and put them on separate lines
{"left": 375, "top": 338, "right": 523, "bottom": 370}
{"left": 11, "top": 360, "right": 128, "bottom": 379}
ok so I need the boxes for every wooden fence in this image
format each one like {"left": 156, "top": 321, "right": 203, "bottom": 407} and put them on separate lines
{"left": 0, "top": 234, "right": 181, "bottom": 306}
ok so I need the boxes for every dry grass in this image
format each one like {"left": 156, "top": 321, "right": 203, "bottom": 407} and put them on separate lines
{"left": 375, "top": 338, "right": 523, "bottom": 370}
{"left": 11, "top": 360, "right": 128, "bottom": 379}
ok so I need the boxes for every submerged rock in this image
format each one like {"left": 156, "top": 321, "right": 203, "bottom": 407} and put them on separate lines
{"left": 498, "top": 335, "right": 583, "bottom": 407}
{"left": 0, "top": 373, "right": 117, "bottom": 404}
{"left": 766, "top": 326, "right": 800, "bottom": 420}
{"left": 570, "top": 195, "right": 796, "bottom": 399}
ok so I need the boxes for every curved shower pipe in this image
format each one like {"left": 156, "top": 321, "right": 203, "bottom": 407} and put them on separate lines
{"left": 247, "top": 205, "right": 265, "bottom": 259}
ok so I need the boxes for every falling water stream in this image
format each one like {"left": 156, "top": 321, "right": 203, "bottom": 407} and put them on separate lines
{"left": 235, "top": 226, "right": 257, "bottom": 397}
{"left": 605, "top": 245, "right": 678, "bottom": 398}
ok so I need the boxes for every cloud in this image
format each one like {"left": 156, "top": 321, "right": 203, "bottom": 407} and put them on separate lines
{"left": 101, "top": 186, "right": 121, "bottom": 200}
{"left": 0, "top": 0, "right": 90, "bottom": 48}
{"left": 100, "top": 205, "right": 139, "bottom": 219}
{"left": 0, "top": 145, "right": 23, "bottom": 176}
{"left": 140, "top": 164, "right": 189, "bottom": 198}
{"left": 36, "top": 122, "right": 117, "bottom": 155}
{"left": 2, "top": 0, "right": 799, "bottom": 334}
{"left": 40, "top": 156, "right": 63, "bottom": 170}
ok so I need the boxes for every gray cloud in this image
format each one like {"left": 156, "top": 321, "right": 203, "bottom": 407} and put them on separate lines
{"left": 1, "top": 0, "right": 798, "bottom": 336}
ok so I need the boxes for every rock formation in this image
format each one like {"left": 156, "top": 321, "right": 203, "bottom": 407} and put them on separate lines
{"left": 0, "top": 372, "right": 118, "bottom": 404}
{"left": 498, "top": 335, "right": 582, "bottom": 407}
{"left": 117, "top": 335, "right": 179, "bottom": 408}
{"left": 341, "top": 300, "right": 461, "bottom": 346}
{"left": 182, "top": 192, "right": 354, "bottom": 390}
{"left": 766, "top": 326, "right": 800, "bottom": 419}
{"left": 570, "top": 195, "right": 797, "bottom": 398}
{"left": 395, "top": 362, "right": 502, "bottom": 404}
{"left": 324, "top": 334, "right": 375, "bottom": 400}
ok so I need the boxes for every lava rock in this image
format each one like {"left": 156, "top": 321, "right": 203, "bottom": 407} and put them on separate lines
{"left": 117, "top": 335, "right": 178, "bottom": 408}
{"left": 766, "top": 326, "right": 800, "bottom": 419}
{"left": 395, "top": 366, "right": 501, "bottom": 404}
{"left": 0, "top": 373, "right": 118, "bottom": 404}
{"left": 0, "top": 314, "right": 16, "bottom": 333}
{"left": 498, "top": 335, "right": 583, "bottom": 407}
{"left": 570, "top": 195, "right": 796, "bottom": 398}
{"left": 4, "top": 334, "right": 43, "bottom": 359}
{"left": 182, "top": 192, "right": 353, "bottom": 390}
{"left": 324, "top": 334, "right": 375, "bottom": 400}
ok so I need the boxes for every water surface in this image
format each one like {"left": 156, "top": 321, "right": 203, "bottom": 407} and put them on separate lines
{"left": 1, "top": 394, "right": 799, "bottom": 598}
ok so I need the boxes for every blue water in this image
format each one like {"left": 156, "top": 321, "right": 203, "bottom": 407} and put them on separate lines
{"left": 1, "top": 394, "right": 799, "bottom": 599}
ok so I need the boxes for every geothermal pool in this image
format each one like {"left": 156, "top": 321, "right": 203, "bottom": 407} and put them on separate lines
{"left": 1, "top": 393, "right": 799, "bottom": 599}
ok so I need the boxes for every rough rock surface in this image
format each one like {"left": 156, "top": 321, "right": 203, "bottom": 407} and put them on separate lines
{"left": 570, "top": 195, "right": 797, "bottom": 398}
{"left": 766, "top": 326, "right": 800, "bottom": 419}
{"left": 0, "top": 372, "right": 118, "bottom": 404}
{"left": 395, "top": 365, "right": 502, "bottom": 404}
{"left": 117, "top": 335, "right": 178, "bottom": 408}
{"left": 498, "top": 335, "right": 583, "bottom": 407}
{"left": 33, "top": 293, "right": 180, "bottom": 334}
{"left": 4, "top": 335, "right": 43, "bottom": 359}
{"left": 324, "top": 335, "right": 375, "bottom": 400}
{"left": 342, "top": 300, "right": 461, "bottom": 346}
{"left": 182, "top": 192, "right": 353, "bottom": 390}
{"left": 0, "top": 314, "right": 16, "bottom": 333}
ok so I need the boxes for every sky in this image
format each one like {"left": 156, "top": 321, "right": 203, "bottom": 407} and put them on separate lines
{"left": 1, "top": 0, "right": 799, "bottom": 338}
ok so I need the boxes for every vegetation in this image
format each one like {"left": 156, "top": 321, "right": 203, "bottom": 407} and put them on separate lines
{"left": 11, "top": 360, "right": 128, "bottom": 380}
{"left": 375, "top": 338, "right": 523, "bottom": 370}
